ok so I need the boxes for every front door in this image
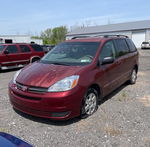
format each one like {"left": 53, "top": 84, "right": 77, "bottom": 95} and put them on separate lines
{"left": 97, "top": 40, "right": 120, "bottom": 96}
{"left": 1, "top": 45, "right": 20, "bottom": 67}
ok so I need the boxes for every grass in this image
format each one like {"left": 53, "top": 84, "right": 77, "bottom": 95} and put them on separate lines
{"left": 118, "top": 91, "right": 129, "bottom": 102}
{"left": 103, "top": 126, "right": 122, "bottom": 136}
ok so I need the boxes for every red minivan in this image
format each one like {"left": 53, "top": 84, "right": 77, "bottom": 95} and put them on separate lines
{"left": 0, "top": 43, "right": 44, "bottom": 70}
{"left": 9, "top": 35, "right": 139, "bottom": 120}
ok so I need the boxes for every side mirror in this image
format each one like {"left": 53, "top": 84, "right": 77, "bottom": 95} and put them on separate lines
{"left": 101, "top": 57, "right": 114, "bottom": 65}
{"left": 4, "top": 50, "right": 9, "bottom": 54}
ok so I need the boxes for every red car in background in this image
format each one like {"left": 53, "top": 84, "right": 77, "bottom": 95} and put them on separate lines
{"left": 0, "top": 43, "right": 44, "bottom": 70}
{"left": 9, "top": 35, "right": 139, "bottom": 120}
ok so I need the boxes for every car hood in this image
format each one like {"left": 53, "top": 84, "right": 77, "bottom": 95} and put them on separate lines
{"left": 0, "top": 132, "right": 33, "bottom": 147}
{"left": 16, "top": 62, "right": 86, "bottom": 88}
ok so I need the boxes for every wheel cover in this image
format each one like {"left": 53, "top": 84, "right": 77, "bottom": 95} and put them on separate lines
{"left": 132, "top": 70, "right": 137, "bottom": 82}
{"left": 84, "top": 93, "right": 97, "bottom": 115}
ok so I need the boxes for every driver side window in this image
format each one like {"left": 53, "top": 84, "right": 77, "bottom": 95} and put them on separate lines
{"left": 99, "top": 41, "right": 116, "bottom": 62}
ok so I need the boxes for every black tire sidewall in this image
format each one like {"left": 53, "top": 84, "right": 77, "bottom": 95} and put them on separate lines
{"left": 81, "top": 88, "right": 98, "bottom": 118}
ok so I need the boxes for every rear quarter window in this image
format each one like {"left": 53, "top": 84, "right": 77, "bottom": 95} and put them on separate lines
{"left": 126, "top": 39, "right": 137, "bottom": 52}
{"left": 30, "top": 45, "right": 43, "bottom": 52}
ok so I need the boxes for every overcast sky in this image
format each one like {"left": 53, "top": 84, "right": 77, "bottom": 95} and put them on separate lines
{"left": 0, "top": 0, "right": 150, "bottom": 35}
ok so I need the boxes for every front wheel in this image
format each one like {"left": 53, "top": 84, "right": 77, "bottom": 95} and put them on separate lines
{"left": 81, "top": 88, "right": 98, "bottom": 118}
{"left": 129, "top": 69, "right": 137, "bottom": 84}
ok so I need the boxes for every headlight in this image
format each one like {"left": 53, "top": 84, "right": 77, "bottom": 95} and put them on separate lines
{"left": 13, "top": 69, "right": 22, "bottom": 84}
{"left": 48, "top": 75, "right": 79, "bottom": 92}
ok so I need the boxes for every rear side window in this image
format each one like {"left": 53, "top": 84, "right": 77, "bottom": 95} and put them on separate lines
{"left": 0, "top": 45, "right": 5, "bottom": 53}
{"left": 100, "top": 41, "right": 116, "bottom": 61}
{"left": 126, "top": 39, "right": 137, "bottom": 52}
{"left": 6, "top": 45, "right": 18, "bottom": 54}
{"left": 114, "top": 39, "right": 129, "bottom": 57}
{"left": 20, "top": 45, "right": 31, "bottom": 53}
{"left": 30, "top": 45, "right": 43, "bottom": 52}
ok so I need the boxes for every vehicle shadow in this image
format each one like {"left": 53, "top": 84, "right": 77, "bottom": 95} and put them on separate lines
{"left": 14, "top": 82, "right": 128, "bottom": 126}
{"left": 0, "top": 68, "right": 21, "bottom": 73}
{"left": 99, "top": 82, "right": 128, "bottom": 105}
{"left": 14, "top": 108, "right": 81, "bottom": 126}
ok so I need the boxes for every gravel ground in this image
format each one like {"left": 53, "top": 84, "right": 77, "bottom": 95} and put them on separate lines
{"left": 0, "top": 49, "right": 150, "bottom": 147}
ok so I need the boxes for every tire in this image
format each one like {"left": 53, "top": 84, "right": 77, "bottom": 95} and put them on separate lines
{"left": 129, "top": 68, "right": 137, "bottom": 84}
{"left": 31, "top": 58, "right": 40, "bottom": 63}
{"left": 81, "top": 88, "right": 98, "bottom": 118}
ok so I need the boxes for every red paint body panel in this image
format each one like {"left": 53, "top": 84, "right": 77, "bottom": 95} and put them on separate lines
{"left": 8, "top": 37, "right": 139, "bottom": 120}
{"left": 9, "top": 81, "right": 86, "bottom": 120}
{"left": 16, "top": 62, "right": 87, "bottom": 87}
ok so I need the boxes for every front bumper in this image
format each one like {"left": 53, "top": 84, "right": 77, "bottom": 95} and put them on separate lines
{"left": 9, "top": 81, "right": 85, "bottom": 120}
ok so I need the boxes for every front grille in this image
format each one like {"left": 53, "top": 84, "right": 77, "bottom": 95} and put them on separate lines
{"left": 16, "top": 82, "right": 48, "bottom": 93}
{"left": 16, "top": 82, "right": 24, "bottom": 90}
{"left": 13, "top": 91, "right": 41, "bottom": 101}
{"left": 28, "top": 87, "right": 48, "bottom": 93}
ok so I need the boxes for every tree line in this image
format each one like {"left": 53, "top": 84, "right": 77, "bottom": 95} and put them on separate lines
{"left": 32, "top": 26, "right": 68, "bottom": 45}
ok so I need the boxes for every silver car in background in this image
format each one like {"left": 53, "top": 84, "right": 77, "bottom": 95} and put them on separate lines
{"left": 141, "top": 41, "right": 150, "bottom": 49}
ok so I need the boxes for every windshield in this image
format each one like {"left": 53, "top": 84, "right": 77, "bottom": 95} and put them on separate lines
{"left": 0, "top": 45, "right": 5, "bottom": 53}
{"left": 41, "top": 42, "right": 100, "bottom": 66}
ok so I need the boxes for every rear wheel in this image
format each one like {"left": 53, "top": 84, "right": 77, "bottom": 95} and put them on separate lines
{"left": 81, "top": 88, "right": 98, "bottom": 118}
{"left": 129, "top": 68, "right": 137, "bottom": 84}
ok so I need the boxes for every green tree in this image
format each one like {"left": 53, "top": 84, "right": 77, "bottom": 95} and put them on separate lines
{"left": 31, "top": 36, "right": 42, "bottom": 39}
{"left": 40, "top": 26, "right": 68, "bottom": 45}
{"left": 51, "top": 26, "right": 68, "bottom": 44}
{"left": 41, "top": 28, "right": 52, "bottom": 44}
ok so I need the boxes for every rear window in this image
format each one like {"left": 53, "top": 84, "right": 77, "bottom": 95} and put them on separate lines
{"left": 126, "top": 39, "right": 137, "bottom": 52}
{"left": 30, "top": 45, "right": 43, "bottom": 52}
{"left": 0, "top": 45, "right": 5, "bottom": 53}
{"left": 42, "top": 46, "right": 49, "bottom": 52}
{"left": 142, "top": 42, "right": 149, "bottom": 44}
{"left": 114, "top": 39, "right": 129, "bottom": 57}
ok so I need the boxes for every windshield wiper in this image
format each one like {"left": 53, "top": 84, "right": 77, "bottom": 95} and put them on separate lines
{"left": 51, "top": 62, "right": 70, "bottom": 66}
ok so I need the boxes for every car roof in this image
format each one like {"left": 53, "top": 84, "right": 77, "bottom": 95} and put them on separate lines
{"left": 0, "top": 43, "right": 39, "bottom": 45}
{"left": 0, "top": 132, "right": 33, "bottom": 147}
{"left": 65, "top": 35, "right": 129, "bottom": 43}
{"left": 66, "top": 37, "right": 104, "bottom": 43}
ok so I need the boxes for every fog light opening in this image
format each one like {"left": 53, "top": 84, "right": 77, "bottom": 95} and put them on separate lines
{"left": 51, "top": 111, "right": 70, "bottom": 117}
